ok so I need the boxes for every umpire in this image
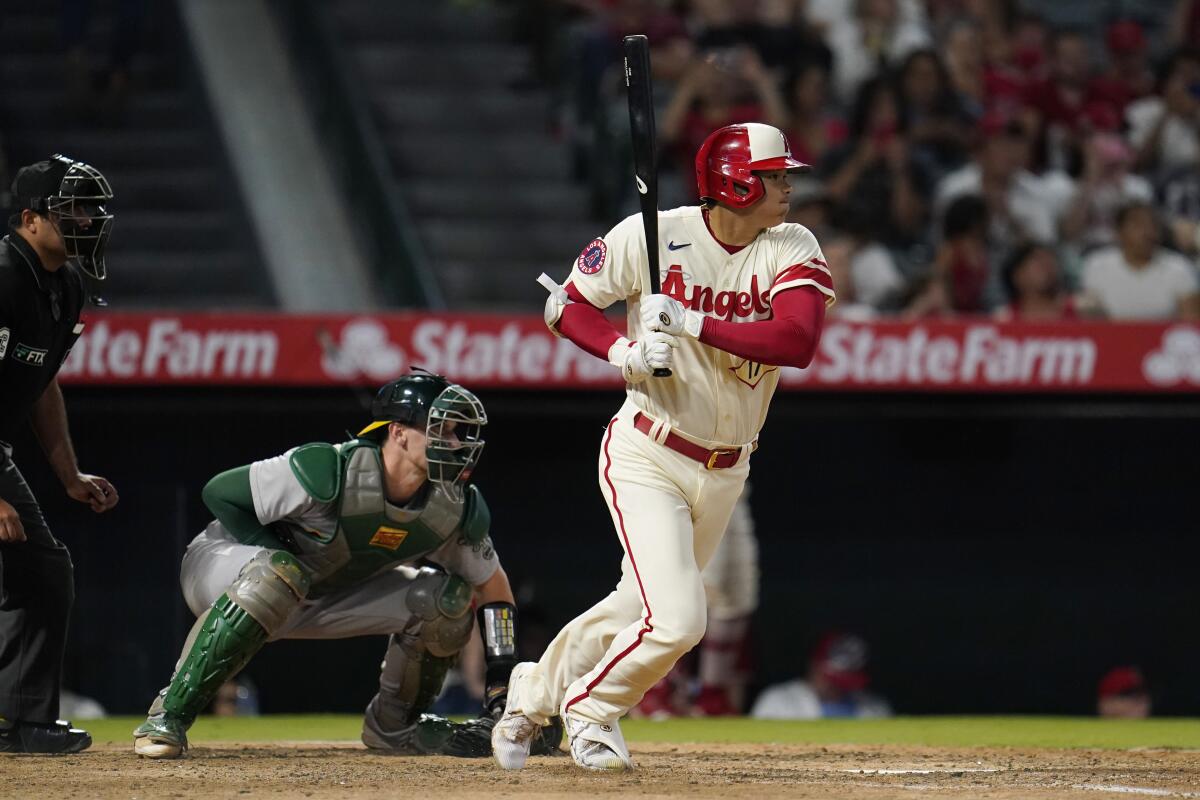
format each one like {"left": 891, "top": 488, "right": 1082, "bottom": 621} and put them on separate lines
{"left": 0, "top": 155, "right": 119, "bottom": 754}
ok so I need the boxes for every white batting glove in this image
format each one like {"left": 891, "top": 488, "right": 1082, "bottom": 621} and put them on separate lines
{"left": 608, "top": 332, "right": 678, "bottom": 383}
{"left": 641, "top": 293, "right": 704, "bottom": 339}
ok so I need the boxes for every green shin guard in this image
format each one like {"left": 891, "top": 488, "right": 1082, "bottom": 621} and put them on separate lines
{"left": 161, "top": 593, "right": 269, "bottom": 724}
{"left": 362, "top": 633, "right": 457, "bottom": 750}
{"left": 159, "top": 550, "right": 310, "bottom": 724}
{"left": 363, "top": 570, "right": 476, "bottom": 750}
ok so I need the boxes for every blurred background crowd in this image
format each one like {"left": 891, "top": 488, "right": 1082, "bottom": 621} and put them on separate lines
{"left": 2, "top": 1, "right": 1195, "bottom": 722}
{"left": 508, "top": 0, "right": 1200, "bottom": 321}
{"left": 6, "top": 0, "right": 1200, "bottom": 318}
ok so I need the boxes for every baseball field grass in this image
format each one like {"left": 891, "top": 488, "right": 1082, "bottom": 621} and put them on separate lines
{"left": 80, "top": 713, "right": 1200, "bottom": 749}
{"left": 8, "top": 716, "right": 1200, "bottom": 799}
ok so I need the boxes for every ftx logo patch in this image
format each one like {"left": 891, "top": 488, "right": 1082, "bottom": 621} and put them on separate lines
{"left": 13, "top": 342, "right": 48, "bottom": 366}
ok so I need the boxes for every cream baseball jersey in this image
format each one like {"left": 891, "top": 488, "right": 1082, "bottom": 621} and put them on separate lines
{"left": 565, "top": 206, "right": 835, "bottom": 446}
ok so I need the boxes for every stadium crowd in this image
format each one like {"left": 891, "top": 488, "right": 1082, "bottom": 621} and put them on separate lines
{"left": 510, "top": 0, "right": 1200, "bottom": 321}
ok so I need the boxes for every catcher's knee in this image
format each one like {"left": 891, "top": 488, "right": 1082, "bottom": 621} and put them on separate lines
{"left": 227, "top": 550, "right": 311, "bottom": 633}
{"left": 405, "top": 567, "right": 474, "bottom": 657}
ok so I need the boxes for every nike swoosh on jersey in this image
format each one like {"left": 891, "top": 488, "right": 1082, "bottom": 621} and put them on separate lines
{"left": 667, "top": 241, "right": 691, "bottom": 251}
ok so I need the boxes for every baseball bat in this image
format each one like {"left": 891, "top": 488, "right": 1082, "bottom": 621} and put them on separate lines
{"left": 622, "top": 34, "right": 670, "bottom": 378}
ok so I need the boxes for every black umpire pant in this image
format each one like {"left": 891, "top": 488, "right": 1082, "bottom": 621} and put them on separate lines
{"left": 0, "top": 443, "right": 74, "bottom": 723}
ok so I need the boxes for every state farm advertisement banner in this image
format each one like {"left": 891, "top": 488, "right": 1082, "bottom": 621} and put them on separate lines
{"left": 56, "top": 312, "right": 1200, "bottom": 393}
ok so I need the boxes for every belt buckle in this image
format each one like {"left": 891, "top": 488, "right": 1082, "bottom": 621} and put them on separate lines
{"left": 706, "top": 448, "right": 739, "bottom": 470}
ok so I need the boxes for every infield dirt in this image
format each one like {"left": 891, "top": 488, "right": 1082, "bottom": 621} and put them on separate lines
{"left": 3, "top": 742, "right": 1199, "bottom": 799}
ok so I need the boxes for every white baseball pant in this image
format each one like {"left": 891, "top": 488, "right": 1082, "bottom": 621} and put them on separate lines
{"left": 512, "top": 399, "right": 751, "bottom": 725}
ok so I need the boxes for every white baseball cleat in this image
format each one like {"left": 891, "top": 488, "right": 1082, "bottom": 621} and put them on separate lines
{"left": 491, "top": 662, "right": 540, "bottom": 770}
{"left": 565, "top": 714, "right": 634, "bottom": 771}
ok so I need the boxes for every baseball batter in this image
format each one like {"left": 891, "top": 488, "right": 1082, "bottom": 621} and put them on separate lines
{"left": 494, "top": 122, "right": 835, "bottom": 770}
{"left": 133, "top": 373, "right": 561, "bottom": 759}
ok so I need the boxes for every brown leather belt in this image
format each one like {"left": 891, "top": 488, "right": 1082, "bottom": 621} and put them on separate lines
{"left": 633, "top": 412, "right": 743, "bottom": 470}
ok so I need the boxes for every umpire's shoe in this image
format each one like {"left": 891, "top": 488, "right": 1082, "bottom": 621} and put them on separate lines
{"left": 133, "top": 713, "right": 188, "bottom": 758}
{"left": 0, "top": 719, "right": 92, "bottom": 754}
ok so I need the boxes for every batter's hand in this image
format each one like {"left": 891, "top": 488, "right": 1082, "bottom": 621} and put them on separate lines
{"left": 66, "top": 473, "right": 119, "bottom": 513}
{"left": 0, "top": 498, "right": 26, "bottom": 543}
{"left": 622, "top": 331, "right": 678, "bottom": 383}
{"left": 641, "top": 294, "right": 704, "bottom": 339}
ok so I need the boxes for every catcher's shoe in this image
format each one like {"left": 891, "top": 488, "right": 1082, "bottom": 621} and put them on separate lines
{"left": 565, "top": 715, "right": 634, "bottom": 771}
{"left": 0, "top": 719, "right": 92, "bottom": 755}
{"left": 133, "top": 713, "right": 188, "bottom": 758}
{"left": 363, "top": 706, "right": 494, "bottom": 758}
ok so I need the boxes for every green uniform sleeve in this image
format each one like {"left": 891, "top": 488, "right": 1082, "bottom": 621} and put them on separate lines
{"left": 201, "top": 466, "right": 287, "bottom": 549}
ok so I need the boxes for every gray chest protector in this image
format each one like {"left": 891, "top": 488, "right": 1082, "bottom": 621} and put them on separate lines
{"left": 282, "top": 441, "right": 487, "bottom": 595}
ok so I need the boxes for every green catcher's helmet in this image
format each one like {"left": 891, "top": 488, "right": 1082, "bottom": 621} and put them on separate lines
{"left": 358, "top": 372, "right": 487, "bottom": 499}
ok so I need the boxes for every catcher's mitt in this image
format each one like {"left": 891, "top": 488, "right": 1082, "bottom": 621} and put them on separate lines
{"left": 379, "top": 713, "right": 567, "bottom": 758}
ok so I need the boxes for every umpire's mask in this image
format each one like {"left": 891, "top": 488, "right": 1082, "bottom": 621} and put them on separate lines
{"left": 424, "top": 383, "right": 487, "bottom": 500}
{"left": 45, "top": 154, "right": 114, "bottom": 281}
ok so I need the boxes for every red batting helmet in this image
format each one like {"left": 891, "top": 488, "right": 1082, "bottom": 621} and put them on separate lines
{"left": 695, "top": 123, "right": 809, "bottom": 209}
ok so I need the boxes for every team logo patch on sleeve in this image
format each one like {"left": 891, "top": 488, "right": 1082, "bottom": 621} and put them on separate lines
{"left": 577, "top": 238, "right": 607, "bottom": 275}
{"left": 0, "top": 328, "right": 8, "bottom": 361}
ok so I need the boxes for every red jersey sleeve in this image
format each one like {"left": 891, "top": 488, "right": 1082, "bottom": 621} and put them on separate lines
{"left": 698, "top": 285, "right": 826, "bottom": 368}
{"left": 553, "top": 281, "right": 625, "bottom": 360}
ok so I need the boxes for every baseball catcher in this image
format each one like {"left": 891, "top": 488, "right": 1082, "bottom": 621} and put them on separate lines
{"left": 133, "top": 372, "right": 562, "bottom": 758}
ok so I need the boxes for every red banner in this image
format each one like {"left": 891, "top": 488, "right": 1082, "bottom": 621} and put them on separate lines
{"left": 55, "top": 312, "right": 1200, "bottom": 393}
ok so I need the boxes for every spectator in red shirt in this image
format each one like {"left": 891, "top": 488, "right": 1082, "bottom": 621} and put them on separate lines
{"left": 1023, "top": 28, "right": 1093, "bottom": 135}
{"left": 1087, "top": 20, "right": 1154, "bottom": 118}
{"left": 905, "top": 193, "right": 990, "bottom": 317}
{"left": 937, "top": 193, "right": 990, "bottom": 313}
{"left": 1007, "top": 11, "right": 1050, "bottom": 83}
{"left": 994, "top": 243, "right": 1078, "bottom": 321}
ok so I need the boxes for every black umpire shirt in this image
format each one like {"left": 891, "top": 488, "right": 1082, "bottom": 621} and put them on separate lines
{"left": 0, "top": 225, "right": 85, "bottom": 446}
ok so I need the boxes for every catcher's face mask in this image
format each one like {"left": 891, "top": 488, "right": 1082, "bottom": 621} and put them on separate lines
{"left": 46, "top": 156, "right": 114, "bottom": 281}
{"left": 424, "top": 383, "right": 487, "bottom": 500}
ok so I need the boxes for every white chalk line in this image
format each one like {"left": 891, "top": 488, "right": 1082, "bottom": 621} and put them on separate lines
{"left": 836, "top": 774, "right": 1200, "bottom": 796}
{"left": 1074, "top": 785, "right": 1200, "bottom": 797}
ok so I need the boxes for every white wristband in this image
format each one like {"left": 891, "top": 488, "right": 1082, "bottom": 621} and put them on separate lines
{"left": 607, "top": 337, "right": 634, "bottom": 370}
